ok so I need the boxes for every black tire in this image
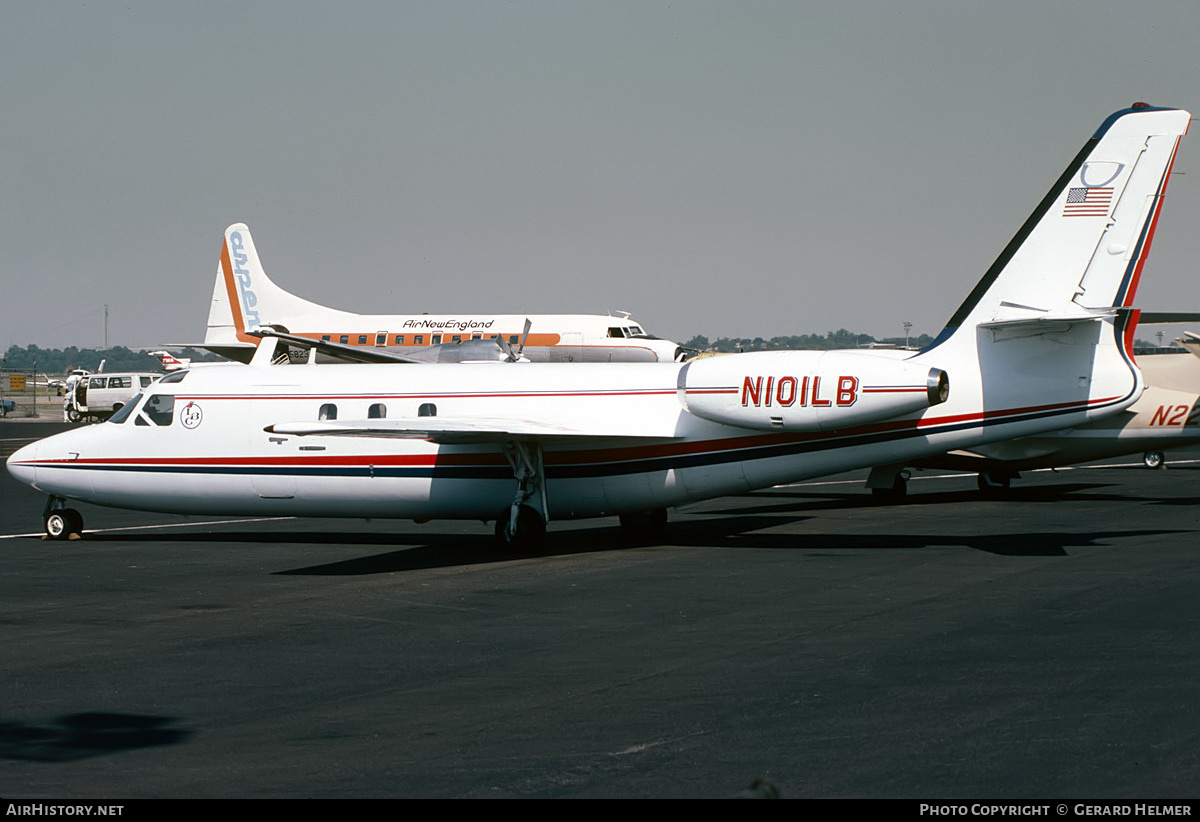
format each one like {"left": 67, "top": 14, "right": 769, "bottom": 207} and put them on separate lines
{"left": 45, "top": 509, "right": 83, "bottom": 540}
{"left": 494, "top": 504, "right": 546, "bottom": 549}
{"left": 871, "top": 473, "right": 908, "bottom": 502}
{"left": 1143, "top": 451, "right": 1165, "bottom": 470}
{"left": 67, "top": 408, "right": 80, "bottom": 423}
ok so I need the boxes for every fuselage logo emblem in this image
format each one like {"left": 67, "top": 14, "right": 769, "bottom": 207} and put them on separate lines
{"left": 181, "top": 402, "right": 203, "bottom": 429}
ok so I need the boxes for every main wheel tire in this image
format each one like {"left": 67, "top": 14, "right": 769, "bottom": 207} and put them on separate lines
{"left": 871, "top": 473, "right": 908, "bottom": 502}
{"left": 1143, "top": 451, "right": 1165, "bottom": 470}
{"left": 494, "top": 504, "right": 546, "bottom": 549}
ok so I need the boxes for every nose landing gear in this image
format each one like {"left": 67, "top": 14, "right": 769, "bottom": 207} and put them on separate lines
{"left": 43, "top": 497, "right": 83, "bottom": 540}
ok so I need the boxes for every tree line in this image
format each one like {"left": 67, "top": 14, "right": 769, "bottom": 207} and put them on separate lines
{"left": 682, "top": 329, "right": 935, "bottom": 353}
{"left": 1, "top": 344, "right": 221, "bottom": 375}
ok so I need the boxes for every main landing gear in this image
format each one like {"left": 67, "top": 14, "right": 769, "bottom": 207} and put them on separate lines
{"left": 494, "top": 441, "right": 549, "bottom": 550}
{"left": 1143, "top": 451, "right": 1165, "bottom": 470}
{"left": 490, "top": 442, "right": 669, "bottom": 548}
{"left": 976, "top": 471, "right": 1014, "bottom": 494}
{"left": 866, "top": 465, "right": 910, "bottom": 502}
{"left": 43, "top": 497, "right": 83, "bottom": 540}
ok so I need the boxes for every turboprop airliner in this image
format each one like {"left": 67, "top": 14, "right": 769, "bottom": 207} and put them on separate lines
{"left": 202, "top": 223, "right": 685, "bottom": 364}
{"left": 8, "top": 104, "right": 1191, "bottom": 546}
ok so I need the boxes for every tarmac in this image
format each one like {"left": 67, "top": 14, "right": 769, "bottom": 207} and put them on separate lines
{"left": 2, "top": 420, "right": 1199, "bottom": 798}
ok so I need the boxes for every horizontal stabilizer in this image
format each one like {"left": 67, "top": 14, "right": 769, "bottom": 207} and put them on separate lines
{"left": 1138, "top": 312, "right": 1200, "bottom": 324}
{"left": 976, "top": 312, "right": 1115, "bottom": 338}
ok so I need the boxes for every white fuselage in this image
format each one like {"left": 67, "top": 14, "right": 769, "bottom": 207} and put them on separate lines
{"left": 6, "top": 339, "right": 1137, "bottom": 522}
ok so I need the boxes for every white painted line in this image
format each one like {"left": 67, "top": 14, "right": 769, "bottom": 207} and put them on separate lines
{"left": 0, "top": 516, "right": 297, "bottom": 540}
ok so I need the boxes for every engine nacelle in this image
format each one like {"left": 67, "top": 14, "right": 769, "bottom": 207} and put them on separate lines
{"left": 678, "top": 350, "right": 948, "bottom": 432}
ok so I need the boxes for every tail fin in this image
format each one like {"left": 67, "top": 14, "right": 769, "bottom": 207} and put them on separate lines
{"left": 915, "top": 104, "right": 1191, "bottom": 434}
{"left": 204, "top": 223, "right": 355, "bottom": 352}
{"left": 935, "top": 104, "right": 1190, "bottom": 341}
{"left": 148, "top": 350, "right": 188, "bottom": 371}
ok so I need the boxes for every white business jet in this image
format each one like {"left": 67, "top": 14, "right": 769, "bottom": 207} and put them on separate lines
{"left": 202, "top": 223, "right": 684, "bottom": 364}
{"left": 8, "top": 104, "right": 1191, "bottom": 546}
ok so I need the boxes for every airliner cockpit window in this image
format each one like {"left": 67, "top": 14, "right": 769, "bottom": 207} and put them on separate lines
{"left": 141, "top": 395, "right": 175, "bottom": 426}
{"left": 108, "top": 395, "right": 142, "bottom": 424}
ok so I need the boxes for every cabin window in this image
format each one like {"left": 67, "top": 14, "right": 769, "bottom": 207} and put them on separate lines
{"left": 319, "top": 403, "right": 338, "bottom": 421}
{"left": 451, "top": 335, "right": 462, "bottom": 343}
{"left": 368, "top": 403, "right": 386, "bottom": 419}
{"left": 393, "top": 335, "right": 404, "bottom": 345}
{"left": 508, "top": 335, "right": 519, "bottom": 345}
{"left": 339, "top": 335, "right": 349, "bottom": 344}
{"left": 418, "top": 403, "right": 437, "bottom": 417}
{"left": 142, "top": 395, "right": 175, "bottom": 426}
{"left": 357, "top": 335, "right": 368, "bottom": 345}
{"left": 471, "top": 332, "right": 482, "bottom": 340}
{"left": 321, "top": 335, "right": 331, "bottom": 342}
{"left": 414, "top": 335, "right": 424, "bottom": 345}
{"left": 431, "top": 334, "right": 442, "bottom": 345}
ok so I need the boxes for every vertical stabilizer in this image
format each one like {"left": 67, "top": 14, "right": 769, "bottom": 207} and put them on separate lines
{"left": 913, "top": 104, "right": 1191, "bottom": 437}
{"left": 937, "top": 104, "right": 1190, "bottom": 338}
{"left": 205, "top": 223, "right": 352, "bottom": 349}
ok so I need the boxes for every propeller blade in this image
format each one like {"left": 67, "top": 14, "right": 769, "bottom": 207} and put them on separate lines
{"left": 517, "top": 318, "right": 532, "bottom": 356}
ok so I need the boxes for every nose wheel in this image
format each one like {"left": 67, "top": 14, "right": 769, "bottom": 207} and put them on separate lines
{"left": 43, "top": 498, "right": 83, "bottom": 540}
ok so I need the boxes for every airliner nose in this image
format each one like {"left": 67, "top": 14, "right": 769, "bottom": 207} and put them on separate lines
{"left": 6, "top": 440, "right": 39, "bottom": 487}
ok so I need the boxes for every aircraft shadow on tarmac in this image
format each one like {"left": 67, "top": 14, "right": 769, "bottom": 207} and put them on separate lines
{"left": 76, "top": 478, "right": 1193, "bottom": 573}
{"left": 728, "top": 481, "right": 1200, "bottom": 513}
{"left": 0, "top": 712, "right": 191, "bottom": 763}
{"left": 667, "top": 520, "right": 1182, "bottom": 557}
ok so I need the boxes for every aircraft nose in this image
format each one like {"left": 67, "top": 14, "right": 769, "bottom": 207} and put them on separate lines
{"left": 6, "top": 440, "right": 40, "bottom": 487}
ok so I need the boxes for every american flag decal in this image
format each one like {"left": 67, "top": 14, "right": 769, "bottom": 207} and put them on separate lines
{"left": 1062, "top": 186, "right": 1113, "bottom": 217}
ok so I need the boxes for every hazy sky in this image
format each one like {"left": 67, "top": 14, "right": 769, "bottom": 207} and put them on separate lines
{"left": 3, "top": 1, "right": 1200, "bottom": 351}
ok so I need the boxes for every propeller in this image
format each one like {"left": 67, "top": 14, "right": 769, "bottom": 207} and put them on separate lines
{"left": 497, "top": 318, "right": 533, "bottom": 362}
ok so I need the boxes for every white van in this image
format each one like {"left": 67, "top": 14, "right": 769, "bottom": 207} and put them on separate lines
{"left": 66, "top": 372, "right": 160, "bottom": 422}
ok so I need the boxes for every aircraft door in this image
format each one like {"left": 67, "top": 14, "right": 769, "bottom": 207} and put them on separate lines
{"left": 558, "top": 332, "right": 583, "bottom": 363}
{"left": 250, "top": 397, "right": 298, "bottom": 499}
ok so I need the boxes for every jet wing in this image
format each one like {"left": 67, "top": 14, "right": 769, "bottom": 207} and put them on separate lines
{"left": 265, "top": 417, "right": 683, "bottom": 445}
{"left": 247, "top": 329, "right": 426, "bottom": 364}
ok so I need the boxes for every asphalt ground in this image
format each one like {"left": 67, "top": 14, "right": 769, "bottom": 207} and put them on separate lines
{"left": 2, "top": 421, "right": 1199, "bottom": 798}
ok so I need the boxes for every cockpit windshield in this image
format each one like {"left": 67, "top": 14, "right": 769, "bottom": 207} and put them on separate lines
{"left": 107, "top": 394, "right": 142, "bottom": 424}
